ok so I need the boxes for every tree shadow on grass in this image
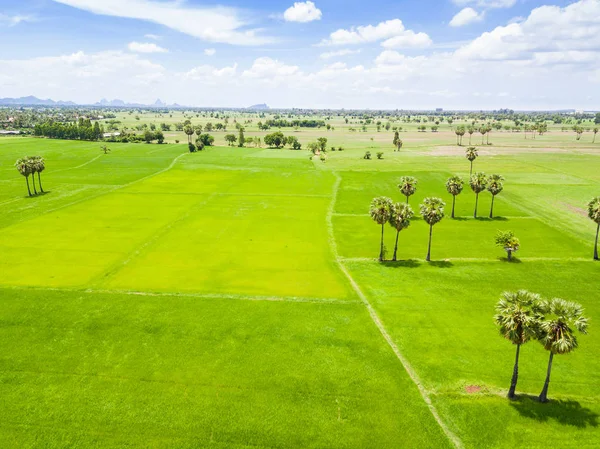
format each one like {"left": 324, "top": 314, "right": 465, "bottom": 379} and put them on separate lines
{"left": 509, "top": 394, "right": 599, "bottom": 428}
{"left": 380, "top": 259, "right": 421, "bottom": 269}
{"left": 451, "top": 217, "right": 469, "bottom": 222}
{"left": 474, "top": 216, "right": 509, "bottom": 222}
{"left": 427, "top": 260, "right": 454, "bottom": 268}
{"left": 498, "top": 257, "right": 522, "bottom": 264}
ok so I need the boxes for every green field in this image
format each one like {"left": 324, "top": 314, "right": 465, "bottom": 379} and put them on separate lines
{"left": 1, "top": 127, "right": 599, "bottom": 448}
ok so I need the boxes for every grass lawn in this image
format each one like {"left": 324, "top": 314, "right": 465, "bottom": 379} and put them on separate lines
{"left": 0, "top": 128, "right": 599, "bottom": 448}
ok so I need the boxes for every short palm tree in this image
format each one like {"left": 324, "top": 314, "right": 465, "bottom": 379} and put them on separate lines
{"left": 588, "top": 197, "right": 600, "bottom": 260}
{"left": 389, "top": 202, "right": 414, "bottom": 261}
{"left": 445, "top": 175, "right": 464, "bottom": 218}
{"left": 420, "top": 197, "right": 445, "bottom": 262}
{"left": 470, "top": 172, "right": 488, "bottom": 218}
{"left": 495, "top": 230, "right": 520, "bottom": 261}
{"left": 537, "top": 298, "right": 589, "bottom": 403}
{"left": 370, "top": 197, "right": 393, "bottom": 261}
{"left": 15, "top": 158, "right": 32, "bottom": 196}
{"left": 487, "top": 174, "right": 504, "bottom": 218}
{"left": 398, "top": 176, "right": 417, "bottom": 204}
{"left": 465, "top": 147, "right": 478, "bottom": 176}
{"left": 494, "top": 291, "right": 543, "bottom": 399}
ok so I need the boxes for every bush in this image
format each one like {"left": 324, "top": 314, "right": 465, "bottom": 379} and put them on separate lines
{"left": 188, "top": 142, "right": 196, "bottom": 153}
{"left": 377, "top": 152, "right": 384, "bottom": 159}
{"left": 364, "top": 151, "right": 372, "bottom": 160}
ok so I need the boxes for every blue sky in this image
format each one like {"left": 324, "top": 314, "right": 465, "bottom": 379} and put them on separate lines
{"left": 0, "top": 0, "right": 598, "bottom": 109}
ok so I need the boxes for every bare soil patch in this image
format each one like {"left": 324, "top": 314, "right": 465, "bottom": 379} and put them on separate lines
{"left": 465, "top": 385, "right": 482, "bottom": 394}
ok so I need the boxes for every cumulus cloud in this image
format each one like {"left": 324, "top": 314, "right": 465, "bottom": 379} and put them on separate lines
{"left": 450, "top": 7, "right": 484, "bottom": 27}
{"left": 319, "top": 49, "right": 361, "bottom": 59}
{"left": 182, "top": 64, "right": 237, "bottom": 81}
{"left": 452, "top": 0, "right": 516, "bottom": 8}
{"left": 128, "top": 41, "right": 168, "bottom": 53}
{"left": 204, "top": 48, "right": 216, "bottom": 56}
{"left": 319, "top": 19, "right": 432, "bottom": 48}
{"left": 52, "top": 0, "right": 274, "bottom": 45}
{"left": 283, "top": 1, "right": 322, "bottom": 23}
{"left": 242, "top": 57, "right": 300, "bottom": 78}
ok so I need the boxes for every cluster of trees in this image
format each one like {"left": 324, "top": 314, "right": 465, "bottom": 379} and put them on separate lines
{"left": 15, "top": 156, "right": 46, "bottom": 196}
{"left": 495, "top": 290, "right": 589, "bottom": 402}
{"left": 264, "top": 132, "right": 303, "bottom": 150}
{"left": 33, "top": 118, "right": 104, "bottom": 141}
{"left": 259, "top": 119, "right": 326, "bottom": 129}
{"left": 189, "top": 133, "right": 215, "bottom": 152}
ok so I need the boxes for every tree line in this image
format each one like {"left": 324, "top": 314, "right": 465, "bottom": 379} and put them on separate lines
{"left": 33, "top": 118, "right": 104, "bottom": 141}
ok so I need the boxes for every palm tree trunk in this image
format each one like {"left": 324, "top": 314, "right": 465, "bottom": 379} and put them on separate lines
{"left": 451, "top": 195, "right": 456, "bottom": 219}
{"left": 379, "top": 223, "right": 385, "bottom": 262}
{"left": 470, "top": 161, "right": 473, "bottom": 176}
{"left": 508, "top": 343, "right": 521, "bottom": 399}
{"left": 31, "top": 172, "right": 37, "bottom": 194}
{"left": 594, "top": 223, "right": 599, "bottom": 261}
{"left": 393, "top": 231, "right": 399, "bottom": 261}
{"left": 469, "top": 134, "right": 472, "bottom": 145}
{"left": 490, "top": 195, "right": 495, "bottom": 219}
{"left": 474, "top": 193, "right": 479, "bottom": 218}
{"left": 25, "top": 176, "right": 31, "bottom": 196}
{"left": 426, "top": 225, "right": 433, "bottom": 262}
{"left": 539, "top": 352, "right": 554, "bottom": 403}
{"left": 38, "top": 172, "right": 44, "bottom": 193}
{"left": 507, "top": 250, "right": 513, "bottom": 262}
{"left": 406, "top": 195, "right": 409, "bottom": 205}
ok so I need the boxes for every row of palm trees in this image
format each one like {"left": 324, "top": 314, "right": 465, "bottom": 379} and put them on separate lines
{"left": 495, "top": 290, "right": 589, "bottom": 402}
{"left": 15, "top": 156, "right": 46, "bottom": 196}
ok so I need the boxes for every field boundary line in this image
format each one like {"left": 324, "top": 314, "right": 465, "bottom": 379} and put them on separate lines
{"left": 50, "top": 154, "right": 103, "bottom": 174}
{"left": 338, "top": 256, "right": 591, "bottom": 263}
{"left": 0, "top": 285, "right": 358, "bottom": 305}
{"left": 326, "top": 172, "right": 463, "bottom": 449}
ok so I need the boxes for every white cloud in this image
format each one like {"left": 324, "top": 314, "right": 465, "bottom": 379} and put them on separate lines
{"left": 144, "top": 34, "right": 160, "bottom": 40}
{"left": 128, "top": 41, "right": 168, "bottom": 53}
{"left": 52, "top": 0, "right": 274, "bottom": 46}
{"left": 319, "top": 49, "right": 361, "bottom": 59}
{"left": 242, "top": 57, "right": 300, "bottom": 78}
{"left": 320, "top": 19, "right": 432, "bottom": 48}
{"left": 452, "top": 0, "right": 516, "bottom": 8}
{"left": 204, "top": 48, "right": 216, "bottom": 56}
{"left": 450, "top": 7, "right": 484, "bottom": 27}
{"left": 182, "top": 64, "right": 237, "bottom": 81}
{"left": 283, "top": 1, "right": 322, "bottom": 23}
{"left": 0, "top": 14, "right": 36, "bottom": 26}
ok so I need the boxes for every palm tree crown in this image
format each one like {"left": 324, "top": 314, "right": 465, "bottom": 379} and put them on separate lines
{"left": 470, "top": 172, "right": 488, "bottom": 194}
{"left": 370, "top": 197, "right": 394, "bottom": 225}
{"left": 495, "top": 291, "right": 542, "bottom": 345}
{"left": 389, "top": 202, "right": 414, "bottom": 232}
{"left": 420, "top": 197, "right": 445, "bottom": 226}
{"left": 588, "top": 197, "right": 600, "bottom": 224}
{"left": 446, "top": 176, "right": 464, "bottom": 197}
{"left": 538, "top": 298, "right": 589, "bottom": 354}
{"left": 465, "top": 147, "right": 478, "bottom": 162}
{"left": 398, "top": 176, "right": 418, "bottom": 203}
{"left": 487, "top": 174, "right": 504, "bottom": 196}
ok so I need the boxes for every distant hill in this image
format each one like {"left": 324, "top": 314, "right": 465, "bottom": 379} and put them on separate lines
{"left": 248, "top": 103, "right": 269, "bottom": 110}
{"left": 0, "top": 96, "right": 76, "bottom": 106}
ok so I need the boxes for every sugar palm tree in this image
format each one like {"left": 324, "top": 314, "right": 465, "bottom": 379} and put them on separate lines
{"left": 470, "top": 172, "right": 488, "bottom": 218}
{"left": 537, "top": 298, "right": 589, "bottom": 403}
{"left": 494, "top": 291, "right": 543, "bottom": 399}
{"left": 465, "top": 147, "right": 478, "bottom": 176}
{"left": 32, "top": 156, "right": 45, "bottom": 193}
{"left": 588, "top": 197, "right": 600, "bottom": 260}
{"left": 495, "top": 230, "right": 520, "bottom": 261}
{"left": 26, "top": 157, "right": 38, "bottom": 195}
{"left": 487, "top": 174, "right": 504, "bottom": 218}
{"left": 183, "top": 125, "right": 195, "bottom": 144}
{"left": 593, "top": 127, "right": 598, "bottom": 143}
{"left": 370, "top": 197, "right": 393, "bottom": 261}
{"left": 15, "top": 158, "right": 32, "bottom": 196}
{"left": 389, "top": 202, "right": 414, "bottom": 261}
{"left": 398, "top": 176, "right": 417, "bottom": 204}
{"left": 420, "top": 197, "right": 445, "bottom": 262}
{"left": 445, "top": 175, "right": 464, "bottom": 219}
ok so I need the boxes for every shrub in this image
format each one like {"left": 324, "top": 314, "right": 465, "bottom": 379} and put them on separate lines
{"left": 364, "top": 151, "right": 372, "bottom": 160}
{"left": 188, "top": 143, "right": 196, "bottom": 153}
{"left": 377, "top": 152, "right": 384, "bottom": 159}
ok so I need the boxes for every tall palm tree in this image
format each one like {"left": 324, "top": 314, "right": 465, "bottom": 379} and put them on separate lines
{"left": 389, "top": 202, "right": 414, "bottom": 261}
{"left": 398, "top": 176, "right": 417, "bottom": 204}
{"left": 593, "top": 127, "right": 598, "bottom": 143}
{"left": 32, "top": 156, "right": 45, "bottom": 193}
{"left": 465, "top": 147, "right": 478, "bottom": 176}
{"left": 420, "top": 197, "right": 445, "bottom": 262}
{"left": 26, "top": 157, "right": 38, "bottom": 195}
{"left": 494, "top": 291, "right": 543, "bottom": 399}
{"left": 445, "top": 175, "right": 464, "bottom": 219}
{"left": 470, "top": 172, "right": 488, "bottom": 218}
{"left": 537, "top": 298, "right": 589, "bottom": 403}
{"left": 15, "top": 158, "right": 32, "bottom": 196}
{"left": 467, "top": 125, "right": 475, "bottom": 145}
{"left": 487, "top": 174, "right": 504, "bottom": 218}
{"left": 183, "top": 125, "right": 195, "bottom": 144}
{"left": 588, "top": 197, "right": 600, "bottom": 260}
{"left": 370, "top": 197, "right": 393, "bottom": 261}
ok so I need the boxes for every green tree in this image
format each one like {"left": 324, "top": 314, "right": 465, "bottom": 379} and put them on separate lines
{"left": 588, "top": 197, "right": 600, "bottom": 260}
{"left": 389, "top": 202, "right": 414, "bottom": 261}
{"left": 15, "top": 158, "right": 32, "bottom": 196}
{"left": 420, "top": 197, "right": 445, "bottom": 262}
{"left": 487, "top": 174, "right": 505, "bottom": 218}
{"left": 225, "top": 134, "right": 237, "bottom": 146}
{"left": 593, "top": 127, "right": 598, "bottom": 143}
{"left": 445, "top": 175, "right": 464, "bottom": 219}
{"left": 495, "top": 230, "right": 520, "bottom": 261}
{"left": 370, "top": 197, "right": 394, "bottom": 261}
{"left": 238, "top": 127, "right": 245, "bottom": 148}
{"left": 31, "top": 156, "right": 45, "bottom": 193}
{"left": 537, "top": 298, "right": 589, "bottom": 403}
{"left": 398, "top": 176, "right": 417, "bottom": 204}
{"left": 465, "top": 147, "right": 478, "bottom": 176}
{"left": 183, "top": 125, "right": 194, "bottom": 144}
{"left": 470, "top": 172, "right": 487, "bottom": 218}
{"left": 100, "top": 145, "right": 111, "bottom": 154}
{"left": 317, "top": 137, "right": 328, "bottom": 152}
{"left": 494, "top": 291, "right": 542, "bottom": 399}
{"left": 26, "top": 157, "right": 38, "bottom": 194}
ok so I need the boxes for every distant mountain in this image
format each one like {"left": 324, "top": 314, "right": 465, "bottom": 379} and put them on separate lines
{"left": 248, "top": 103, "right": 269, "bottom": 110}
{"left": 154, "top": 98, "right": 166, "bottom": 107}
{"left": 0, "top": 96, "right": 76, "bottom": 106}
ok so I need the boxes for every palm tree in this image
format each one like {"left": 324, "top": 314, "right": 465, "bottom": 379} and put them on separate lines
{"left": 495, "top": 230, "right": 520, "bottom": 261}
{"left": 26, "top": 157, "right": 38, "bottom": 195}
{"left": 445, "top": 175, "right": 464, "bottom": 219}
{"left": 470, "top": 172, "right": 488, "bottom": 218}
{"left": 588, "top": 197, "right": 600, "bottom": 260}
{"left": 32, "top": 156, "right": 45, "bottom": 193}
{"left": 487, "top": 174, "right": 504, "bottom": 218}
{"left": 389, "top": 202, "right": 414, "bottom": 261}
{"left": 398, "top": 176, "right": 417, "bottom": 204}
{"left": 467, "top": 125, "right": 475, "bottom": 145}
{"left": 465, "top": 147, "right": 478, "bottom": 176}
{"left": 494, "top": 291, "right": 543, "bottom": 399}
{"left": 593, "top": 127, "right": 598, "bottom": 143}
{"left": 420, "top": 197, "right": 445, "bottom": 262}
{"left": 15, "top": 158, "right": 32, "bottom": 196}
{"left": 183, "top": 125, "right": 195, "bottom": 144}
{"left": 370, "top": 197, "right": 393, "bottom": 261}
{"left": 100, "top": 145, "right": 111, "bottom": 154}
{"left": 537, "top": 298, "right": 589, "bottom": 403}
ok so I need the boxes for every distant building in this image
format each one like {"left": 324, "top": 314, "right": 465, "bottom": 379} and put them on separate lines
{"left": 0, "top": 130, "right": 20, "bottom": 135}
{"left": 103, "top": 132, "right": 121, "bottom": 138}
